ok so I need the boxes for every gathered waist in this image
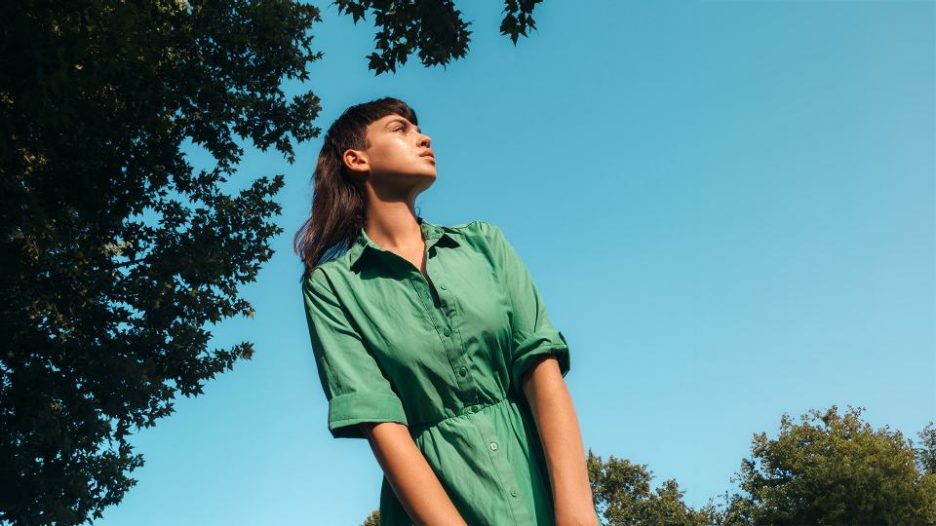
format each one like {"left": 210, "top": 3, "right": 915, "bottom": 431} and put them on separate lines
{"left": 408, "top": 396, "right": 518, "bottom": 436}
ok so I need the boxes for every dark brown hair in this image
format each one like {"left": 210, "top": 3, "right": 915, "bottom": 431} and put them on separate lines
{"left": 293, "top": 96, "right": 420, "bottom": 279}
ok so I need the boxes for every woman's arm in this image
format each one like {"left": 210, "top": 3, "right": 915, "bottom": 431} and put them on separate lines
{"left": 522, "top": 355, "right": 599, "bottom": 526}
{"left": 362, "top": 422, "right": 467, "bottom": 526}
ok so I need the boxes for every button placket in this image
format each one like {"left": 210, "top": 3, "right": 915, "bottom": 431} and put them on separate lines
{"left": 476, "top": 412, "right": 529, "bottom": 523}
{"left": 432, "top": 274, "right": 473, "bottom": 389}
{"left": 421, "top": 251, "right": 455, "bottom": 348}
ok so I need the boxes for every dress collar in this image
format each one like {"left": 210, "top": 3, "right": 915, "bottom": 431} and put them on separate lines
{"left": 347, "top": 216, "right": 458, "bottom": 270}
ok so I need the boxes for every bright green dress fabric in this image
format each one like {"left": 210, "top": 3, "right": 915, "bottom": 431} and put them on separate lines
{"left": 301, "top": 217, "right": 571, "bottom": 525}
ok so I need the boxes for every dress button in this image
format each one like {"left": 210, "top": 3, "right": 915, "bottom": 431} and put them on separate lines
{"left": 442, "top": 327, "right": 451, "bottom": 337}
{"left": 489, "top": 441, "right": 498, "bottom": 451}
{"left": 510, "top": 488, "right": 518, "bottom": 497}
{"left": 439, "top": 284, "right": 447, "bottom": 290}
{"left": 459, "top": 367, "right": 468, "bottom": 377}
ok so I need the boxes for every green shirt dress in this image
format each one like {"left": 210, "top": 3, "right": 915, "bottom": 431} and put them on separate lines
{"left": 301, "top": 217, "right": 571, "bottom": 525}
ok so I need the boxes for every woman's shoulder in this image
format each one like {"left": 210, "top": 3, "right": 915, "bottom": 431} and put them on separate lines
{"left": 438, "top": 220, "right": 513, "bottom": 263}
{"left": 441, "top": 218, "right": 503, "bottom": 239}
{"left": 300, "top": 257, "right": 344, "bottom": 296}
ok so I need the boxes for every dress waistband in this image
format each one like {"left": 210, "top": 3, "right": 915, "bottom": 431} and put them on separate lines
{"left": 408, "top": 396, "right": 515, "bottom": 435}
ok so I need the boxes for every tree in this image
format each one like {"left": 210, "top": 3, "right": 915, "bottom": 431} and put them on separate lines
{"left": 361, "top": 509, "right": 380, "bottom": 526}
{"left": 334, "top": 0, "right": 545, "bottom": 74}
{"left": 587, "top": 449, "right": 718, "bottom": 526}
{"left": 917, "top": 422, "right": 936, "bottom": 476}
{"left": 721, "top": 405, "right": 936, "bottom": 526}
{"left": 0, "top": 0, "right": 547, "bottom": 524}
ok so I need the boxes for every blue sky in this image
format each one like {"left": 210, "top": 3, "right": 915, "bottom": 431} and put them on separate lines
{"left": 98, "top": 1, "right": 934, "bottom": 524}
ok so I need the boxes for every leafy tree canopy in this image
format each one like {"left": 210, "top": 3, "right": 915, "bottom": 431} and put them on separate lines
{"left": 0, "top": 1, "right": 546, "bottom": 524}
{"left": 722, "top": 405, "right": 936, "bottom": 526}
{"left": 587, "top": 449, "right": 717, "bottom": 526}
{"left": 334, "top": 0, "right": 544, "bottom": 74}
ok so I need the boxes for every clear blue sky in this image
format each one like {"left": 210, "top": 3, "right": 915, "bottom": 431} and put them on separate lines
{"left": 98, "top": 1, "right": 934, "bottom": 524}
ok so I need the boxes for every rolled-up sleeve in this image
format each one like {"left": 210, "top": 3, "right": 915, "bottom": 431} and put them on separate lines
{"left": 302, "top": 269, "right": 409, "bottom": 439}
{"left": 483, "top": 223, "right": 571, "bottom": 394}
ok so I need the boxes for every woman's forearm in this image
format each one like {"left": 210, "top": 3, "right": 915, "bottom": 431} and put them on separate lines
{"left": 362, "top": 422, "right": 467, "bottom": 526}
{"left": 521, "top": 355, "right": 598, "bottom": 524}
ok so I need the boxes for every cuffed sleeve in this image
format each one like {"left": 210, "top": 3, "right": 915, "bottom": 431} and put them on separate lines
{"left": 302, "top": 269, "right": 409, "bottom": 439}
{"left": 483, "top": 223, "right": 571, "bottom": 396}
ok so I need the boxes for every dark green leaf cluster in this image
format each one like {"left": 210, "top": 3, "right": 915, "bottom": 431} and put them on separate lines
{"left": 720, "top": 406, "right": 936, "bottom": 526}
{"left": 333, "top": 0, "right": 543, "bottom": 74}
{"left": 0, "top": 1, "right": 323, "bottom": 524}
{"left": 587, "top": 450, "right": 716, "bottom": 526}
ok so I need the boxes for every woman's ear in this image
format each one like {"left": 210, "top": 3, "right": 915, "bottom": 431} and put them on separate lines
{"left": 342, "top": 147, "right": 369, "bottom": 175}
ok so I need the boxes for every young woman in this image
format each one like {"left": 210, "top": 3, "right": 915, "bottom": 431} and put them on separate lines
{"left": 293, "top": 97, "right": 598, "bottom": 526}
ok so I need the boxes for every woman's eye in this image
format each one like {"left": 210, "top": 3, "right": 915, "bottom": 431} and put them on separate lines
{"left": 395, "top": 126, "right": 405, "bottom": 132}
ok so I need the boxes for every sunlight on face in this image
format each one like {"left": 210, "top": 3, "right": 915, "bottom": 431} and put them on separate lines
{"left": 355, "top": 114, "right": 436, "bottom": 181}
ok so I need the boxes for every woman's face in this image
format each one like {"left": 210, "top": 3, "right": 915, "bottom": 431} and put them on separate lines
{"left": 343, "top": 113, "right": 436, "bottom": 183}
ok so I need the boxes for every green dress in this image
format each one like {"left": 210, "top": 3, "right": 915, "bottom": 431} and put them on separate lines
{"left": 301, "top": 217, "right": 571, "bottom": 525}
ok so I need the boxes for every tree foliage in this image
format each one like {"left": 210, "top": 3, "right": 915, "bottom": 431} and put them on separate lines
{"left": 333, "top": 0, "right": 545, "bottom": 74}
{"left": 0, "top": 0, "right": 323, "bottom": 523}
{"left": 917, "top": 422, "right": 936, "bottom": 476}
{"left": 722, "top": 405, "right": 936, "bottom": 526}
{"left": 361, "top": 508, "right": 380, "bottom": 526}
{"left": 526, "top": 409, "right": 935, "bottom": 526}
{"left": 0, "top": 0, "right": 548, "bottom": 524}
{"left": 587, "top": 449, "right": 718, "bottom": 526}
